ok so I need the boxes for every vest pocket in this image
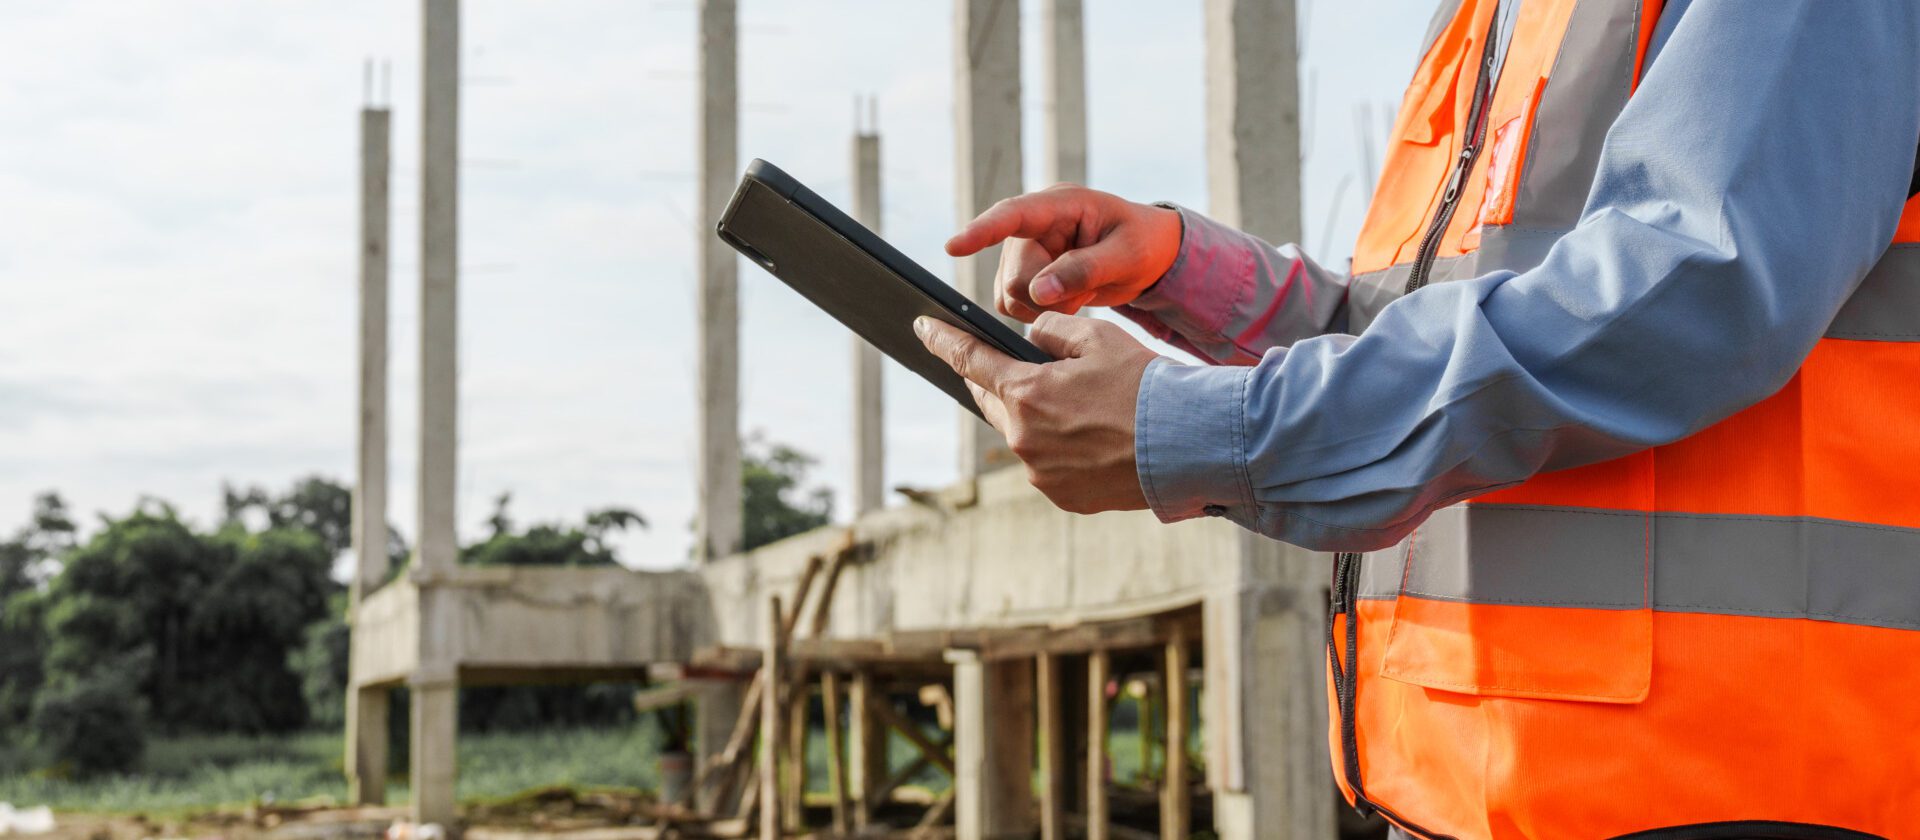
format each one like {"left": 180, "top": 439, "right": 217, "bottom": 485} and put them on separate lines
{"left": 1377, "top": 503, "right": 1653, "bottom": 703}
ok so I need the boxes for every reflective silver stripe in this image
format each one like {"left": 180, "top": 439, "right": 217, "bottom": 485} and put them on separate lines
{"left": 1511, "top": 0, "right": 1641, "bottom": 229}
{"left": 1356, "top": 503, "right": 1920, "bottom": 631}
{"left": 1829, "top": 245, "right": 1920, "bottom": 341}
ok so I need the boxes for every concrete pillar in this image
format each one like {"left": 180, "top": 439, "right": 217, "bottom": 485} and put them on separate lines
{"left": 1203, "top": 0, "right": 1301, "bottom": 245}
{"left": 409, "top": 674, "right": 460, "bottom": 825}
{"left": 952, "top": 0, "right": 1023, "bottom": 478}
{"left": 850, "top": 124, "right": 885, "bottom": 517}
{"left": 347, "top": 686, "right": 390, "bottom": 804}
{"left": 949, "top": 651, "right": 1036, "bottom": 840}
{"left": 345, "top": 102, "right": 393, "bottom": 807}
{"left": 697, "top": 0, "right": 743, "bottom": 562}
{"left": 694, "top": 680, "right": 746, "bottom": 814}
{"left": 411, "top": 0, "right": 462, "bottom": 825}
{"left": 418, "top": 0, "right": 459, "bottom": 580}
{"left": 1041, "top": 0, "right": 1087, "bottom": 185}
{"left": 1204, "top": 535, "right": 1334, "bottom": 840}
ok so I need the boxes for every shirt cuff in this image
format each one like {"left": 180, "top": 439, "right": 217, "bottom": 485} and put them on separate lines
{"left": 1120, "top": 203, "right": 1255, "bottom": 344}
{"left": 1134, "top": 356, "right": 1259, "bottom": 526}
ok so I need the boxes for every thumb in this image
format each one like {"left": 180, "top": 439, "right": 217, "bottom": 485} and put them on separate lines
{"left": 1030, "top": 236, "right": 1132, "bottom": 306}
{"left": 915, "top": 316, "right": 1023, "bottom": 392}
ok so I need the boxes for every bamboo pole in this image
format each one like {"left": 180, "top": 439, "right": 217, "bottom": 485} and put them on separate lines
{"left": 1086, "top": 650, "right": 1110, "bottom": 840}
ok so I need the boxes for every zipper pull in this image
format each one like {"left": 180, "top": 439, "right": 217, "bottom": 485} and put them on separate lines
{"left": 1441, "top": 148, "right": 1472, "bottom": 204}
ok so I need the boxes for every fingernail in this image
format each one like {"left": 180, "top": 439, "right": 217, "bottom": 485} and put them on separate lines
{"left": 1032, "top": 275, "right": 1063, "bottom": 304}
{"left": 913, "top": 316, "right": 930, "bottom": 337}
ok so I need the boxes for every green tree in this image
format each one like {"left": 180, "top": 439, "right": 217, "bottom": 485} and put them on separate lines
{"left": 741, "top": 436, "right": 833, "bottom": 551}
{"left": 0, "top": 493, "right": 74, "bottom": 733}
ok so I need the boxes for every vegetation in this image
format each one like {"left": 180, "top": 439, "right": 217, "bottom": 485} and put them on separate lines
{"left": 0, "top": 435, "right": 834, "bottom": 792}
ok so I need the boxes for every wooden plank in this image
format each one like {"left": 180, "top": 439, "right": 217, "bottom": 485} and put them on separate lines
{"left": 1086, "top": 649, "right": 1110, "bottom": 840}
{"left": 783, "top": 685, "right": 807, "bottom": 833}
{"left": 1160, "top": 628, "right": 1189, "bottom": 840}
{"left": 911, "top": 788, "right": 957, "bottom": 838}
{"left": 1037, "top": 653, "right": 1066, "bottom": 840}
{"left": 822, "top": 672, "right": 851, "bottom": 835}
{"left": 849, "top": 670, "right": 882, "bottom": 831}
{"left": 761, "top": 595, "right": 785, "bottom": 840}
{"left": 865, "top": 691, "right": 955, "bottom": 775}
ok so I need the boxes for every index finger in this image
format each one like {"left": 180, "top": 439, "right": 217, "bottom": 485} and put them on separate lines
{"left": 945, "top": 192, "right": 1074, "bottom": 257}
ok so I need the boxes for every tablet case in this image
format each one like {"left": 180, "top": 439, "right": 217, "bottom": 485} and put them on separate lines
{"left": 715, "top": 159, "right": 1052, "bottom": 420}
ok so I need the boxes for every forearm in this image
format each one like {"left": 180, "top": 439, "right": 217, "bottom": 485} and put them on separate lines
{"left": 1116, "top": 205, "right": 1349, "bottom": 364}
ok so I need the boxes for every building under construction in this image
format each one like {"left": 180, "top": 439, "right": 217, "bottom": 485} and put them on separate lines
{"left": 344, "top": 2, "right": 1342, "bottom": 839}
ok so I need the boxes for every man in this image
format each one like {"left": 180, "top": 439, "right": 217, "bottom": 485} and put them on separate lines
{"left": 915, "top": 1, "right": 1920, "bottom": 837}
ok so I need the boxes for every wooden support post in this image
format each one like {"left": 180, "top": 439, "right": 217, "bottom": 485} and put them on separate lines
{"left": 1038, "top": 654, "right": 1067, "bottom": 840}
{"left": 1087, "top": 649, "right": 1111, "bottom": 840}
{"left": 914, "top": 788, "right": 958, "bottom": 838}
{"left": 761, "top": 596, "right": 785, "bottom": 840}
{"left": 1161, "top": 629, "right": 1190, "bottom": 840}
{"left": 823, "top": 672, "right": 852, "bottom": 835}
{"left": 849, "top": 671, "right": 884, "bottom": 829}
{"left": 784, "top": 685, "right": 807, "bottom": 832}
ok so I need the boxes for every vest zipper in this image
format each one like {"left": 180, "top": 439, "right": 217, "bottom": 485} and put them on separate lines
{"left": 1404, "top": 10, "right": 1503, "bottom": 297}
{"left": 1327, "top": 9, "right": 1504, "bottom": 840}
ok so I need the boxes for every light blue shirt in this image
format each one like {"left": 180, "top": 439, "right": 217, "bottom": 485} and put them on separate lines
{"left": 1122, "top": 0, "right": 1920, "bottom": 551}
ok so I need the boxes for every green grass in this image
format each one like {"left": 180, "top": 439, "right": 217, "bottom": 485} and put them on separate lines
{"left": 0, "top": 724, "right": 662, "bottom": 815}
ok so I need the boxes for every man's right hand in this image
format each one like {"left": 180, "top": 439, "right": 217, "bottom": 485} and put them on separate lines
{"left": 945, "top": 184, "right": 1182, "bottom": 323}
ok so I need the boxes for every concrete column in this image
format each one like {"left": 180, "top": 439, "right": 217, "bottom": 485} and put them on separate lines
{"left": 418, "top": 0, "right": 459, "bottom": 580}
{"left": 345, "top": 103, "right": 392, "bottom": 807}
{"left": 1204, "top": 0, "right": 1301, "bottom": 245}
{"left": 952, "top": 0, "right": 1023, "bottom": 478}
{"left": 412, "top": 0, "right": 462, "bottom": 825}
{"left": 409, "top": 674, "right": 460, "bottom": 825}
{"left": 694, "top": 679, "right": 746, "bottom": 814}
{"left": 850, "top": 126, "right": 885, "bottom": 517}
{"left": 697, "top": 0, "right": 743, "bottom": 562}
{"left": 347, "top": 686, "right": 390, "bottom": 804}
{"left": 949, "top": 651, "right": 1036, "bottom": 840}
{"left": 1204, "top": 535, "right": 1334, "bottom": 840}
{"left": 1041, "top": 0, "right": 1087, "bottom": 185}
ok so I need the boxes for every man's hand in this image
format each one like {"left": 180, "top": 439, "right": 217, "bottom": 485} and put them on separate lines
{"left": 915, "top": 311, "right": 1159, "bottom": 515}
{"left": 946, "top": 184, "right": 1182, "bottom": 323}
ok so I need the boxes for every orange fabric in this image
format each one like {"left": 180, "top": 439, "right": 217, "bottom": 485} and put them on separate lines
{"left": 1381, "top": 593, "right": 1651, "bottom": 703}
{"left": 1350, "top": 0, "right": 1497, "bottom": 274}
{"left": 1338, "top": 601, "right": 1920, "bottom": 839}
{"left": 1632, "top": 0, "right": 1666, "bottom": 90}
{"left": 1441, "top": 0, "right": 1578, "bottom": 260}
{"left": 1479, "top": 338, "right": 1920, "bottom": 530}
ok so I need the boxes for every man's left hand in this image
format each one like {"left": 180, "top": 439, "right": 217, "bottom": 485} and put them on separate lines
{"left": 915, "top": 311, "right": 1158, "bottom": 515}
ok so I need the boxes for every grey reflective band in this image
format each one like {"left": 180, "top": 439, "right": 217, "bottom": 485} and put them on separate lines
{"left": 1511, "top": 0, "right": 1641, "bottom": 230}
{"left": 1827, "top": 245, "right": 1920, "bottom": 341}
{"left": 1351, "top": 236, "right": 1920, "bottom": 340}
{"left": 1355, "top": 503, "right": 1920, "bottom": 631}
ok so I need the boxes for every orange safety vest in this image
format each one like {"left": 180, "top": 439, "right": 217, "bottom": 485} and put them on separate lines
{"left": 1332, "top": 0, "right": 1920, "bottom": 837}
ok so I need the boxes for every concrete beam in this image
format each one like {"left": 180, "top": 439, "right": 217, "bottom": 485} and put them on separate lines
{"left": 850, "top": 127, "right": 885, "bottom": 517}
{"left": 346, "top": 101, "right": 393, "bottom": 807}
{"left": 697, "top": 0, "right": 743, "bottom": 562}
{"left": 950, "top": 650, "right": 1035, "bottom": 840}
{"left": 1041, "top": 0, "right": 1087, "bottom": 185}
{"left": 952, "top": 0, "right": 1023, "bottom": 478}
{"left": 1204, "top": 0, "right": 1301, "bottom": 245}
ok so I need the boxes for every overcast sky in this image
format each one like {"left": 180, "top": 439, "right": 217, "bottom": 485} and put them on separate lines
{"left": 0, "top": 1, "right": 1429, "bottom": 571}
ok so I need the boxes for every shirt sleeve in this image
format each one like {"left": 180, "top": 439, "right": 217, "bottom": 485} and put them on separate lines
{"left": 1134, "top": 0, "right": 1920, "bottom": 551}
{"left": 1115, "top": 205, "right": 1349, "bottom": 365}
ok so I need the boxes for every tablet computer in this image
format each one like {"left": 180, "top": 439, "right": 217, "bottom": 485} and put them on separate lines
{"left": 715, "top": 159, "right": 1052, "bottom": 421}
